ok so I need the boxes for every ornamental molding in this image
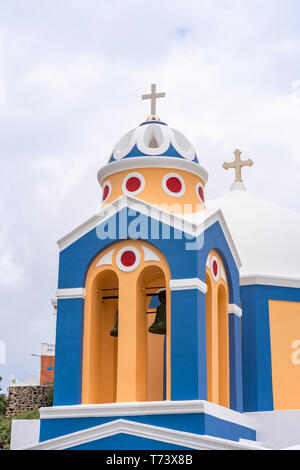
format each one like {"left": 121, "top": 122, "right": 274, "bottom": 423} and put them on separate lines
{"left": 39, "top": 400, "right": 255, "bottom": 429}
{"left": 170, "top": 278, "right": 207, "bottom": 294}
{"left": 57, "top": 195, "right": 242, "bottom": 271}
{"left": 97, "top": 157, "right": 208, "bottom": 186}
{"left": 240, "top": 275, "right": 300, "bottom": 289}
{"left": 228, "top": 304, "right": 243, "bottom": 318}
{"left": 56, "top": 288, "right": 86, "bottom": 299}
{"left": 19, "top": 418, "right": 264, "bottom": 451}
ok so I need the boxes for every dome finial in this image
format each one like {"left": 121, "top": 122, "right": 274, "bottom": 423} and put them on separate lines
{"left": 223, "top": 149, "right": 254, "bottom": 191}
{"left": 142, "top": 83, "right": 166, "bottom": 118}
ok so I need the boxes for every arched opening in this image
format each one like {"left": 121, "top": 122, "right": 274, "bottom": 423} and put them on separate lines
{"left": 218, "top": 284, "right": 229, "bottom": 407}
{"left": 82, "top": 269, "right": 118, "bottom": 404}
{"left": 137, "top": 265, "right": 167, "bottom": 402}
{"left": 205, "top": 250, "right": 230, "bottom": 407}
{"left": 205, "top": 273, "right": 213, "bottom": 403}
{"left": 82, "top": 240, "right": 171, "bottom": 405}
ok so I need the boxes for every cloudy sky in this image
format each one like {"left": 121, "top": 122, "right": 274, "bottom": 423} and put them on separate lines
{"left": 0, "top": 0, "right": 300, "bottom": 392}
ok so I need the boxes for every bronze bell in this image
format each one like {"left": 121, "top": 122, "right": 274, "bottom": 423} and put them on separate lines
{"left": 149, "top": 291, "right": 166, "bottom": 335}
{"left": 110, "top": 310, "right": 118, "bottom": 337}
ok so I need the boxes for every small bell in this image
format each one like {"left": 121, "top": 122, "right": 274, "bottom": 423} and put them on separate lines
{"left": 110, "top": 310, "right": 118, "bottom": 337}
{"left": 149, "top": 291, "right": 166, "bottom": 335}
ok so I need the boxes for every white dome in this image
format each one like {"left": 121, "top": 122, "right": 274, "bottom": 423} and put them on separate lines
{"left": 111, "top": 122, "right": 197, "bottom": 162}
{"left": 206, "top": 189, "right": 300, "bottom": 279}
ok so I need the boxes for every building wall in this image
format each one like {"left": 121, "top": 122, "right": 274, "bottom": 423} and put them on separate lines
{"left": 40, "top": 355, "right": 55, "bottom": 386}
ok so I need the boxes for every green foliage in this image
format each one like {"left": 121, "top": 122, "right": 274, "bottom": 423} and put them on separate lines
{"left": 0, "top": 409, "right": 40, "bottom": 450}
{"left": 0, "top": 395, "right": 6, "bottom": 416}
{"left": 13, "top": 409, "right": 40, "bottom": 420}
{"left": 0, "top": 416, "right": 11, "bottom": 450}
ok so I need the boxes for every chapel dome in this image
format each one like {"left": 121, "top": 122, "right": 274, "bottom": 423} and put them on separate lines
{"left": 109, "top": 117, "right": 198, "bottom": 163}
{"left": 206, "top": 189, "right": 300, "bottom": 280}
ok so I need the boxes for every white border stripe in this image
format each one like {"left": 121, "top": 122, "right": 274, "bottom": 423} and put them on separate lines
{"left": 170, "top": 278, "right": 207, "bottom": 294}
{"left": 240, "top": 275, "right": 300, "bottom": 289}
{"left": 39, "top": 400, "right": 255, "bottom": 429}
{"left": 56, "top": 195, "right": 242, "bottom": 270}
{"left": 19, "top": 419, "right": 264, "bottom": 451}
{"left": 56, "top": 288, "right": 86, "bottom": 299}
{"left": 228, "top": 304, "right": 243, "bottom": 318}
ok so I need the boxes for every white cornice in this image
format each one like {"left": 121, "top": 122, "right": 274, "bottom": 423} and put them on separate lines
{"left": 56, "top": 288, "right": 86, "bottom": 299}
{"left": 20, "top": 419, "right": 263, "bottom": 451}
{"left": 170, "top": 278, "right": 208, "bottom": 294}
{"left": 56, "top": 196, "right": 242, "bottom": 270}
{"left": 228, "top": 304, "right": 243, "bottom": 318}
{"left": 97, "top": 157, "right": 209, "bottom": 186}
{"left": 39, "top": 400, "right": 255, "bottom": 429}
{"left": 240, "top": 275, "right": 300, "bottom": 289}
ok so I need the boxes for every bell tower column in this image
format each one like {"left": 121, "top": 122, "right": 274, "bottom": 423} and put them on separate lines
{"left": 116, "top": 272, "right": 148, "bottom": 402}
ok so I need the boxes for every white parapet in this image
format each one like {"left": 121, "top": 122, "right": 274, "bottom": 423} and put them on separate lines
{"left": 10, "top": 420, "right": 40, "bottom": 450}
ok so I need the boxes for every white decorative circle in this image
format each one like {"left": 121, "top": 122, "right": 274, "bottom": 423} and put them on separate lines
{"left": 102, "top": 181, "right": 112, "bottom": 202}
{"left": 162, "top": 173, "right": 185, "bottom": 198}
{"left": 196, "top": 182, "right": 205, "bottom": 203}
{"left": 211, "top": 256, "right": 220, "bottom": 282}
{"left": 122, "top": 172, "right": 145, "bottom": 196}
{"left": 116, "top": 246, "right": 141, "bottom": 272}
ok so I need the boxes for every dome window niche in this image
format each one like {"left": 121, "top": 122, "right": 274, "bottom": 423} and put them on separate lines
{"left": 122, "top": 172, "right": 145, "bottom": 196}
{"left": 162, "top": 173, "right": 185, "bottom": 197}
{"left": 196, "top": 182, "right": 205, "bottom": 203}
{"left": 102, "top": 181, "right": 111, "bottom": 202}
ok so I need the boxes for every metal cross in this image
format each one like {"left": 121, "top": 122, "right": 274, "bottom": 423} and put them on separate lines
{"left": 142, "top": 84, "right": 166, "bottom": 115}
{"left": 223, "top": 149, "right": 254, "bottom": 183}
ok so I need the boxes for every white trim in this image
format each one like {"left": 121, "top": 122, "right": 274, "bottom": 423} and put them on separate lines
{"left": 162, "top": 173, "right": 186, "bottom": 198}
{"left": 96, "top": 249, "right": 115, "bottom": 267}
{"left": 56, "top": 288, "right": 86, "bottom": 299}
{"left": 240, "top": 274, "right": 300, "bottom": 289}
{"left": 228, "top": 304, "right": 243, "bottom": 318}
{"left": 97, "top": 157, "right": 209, "bottom": 185}
{"left": 56, "top": 195, "right": 242, "bottom": 270}
{"left": 170, "top": 278, "right": 207, "bottom": 294}
{"left": 39, "top": 400, "right": 255, "bottom": 429}
{"left": 19, "top": 418, "right": 262, "bottom": 451}
{"left": 122, "top": 172, "right": 145, "bottom": 197}
{"left": 142, "top": 246, "right": 161, "bottom": 262}
{"left": 116, "top": 246, "right": 141, "bottom": 272}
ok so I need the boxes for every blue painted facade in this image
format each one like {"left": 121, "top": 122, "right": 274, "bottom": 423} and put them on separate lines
{"left": 241, "top": 284, "right": 300, "bottom": 412}
{"left": 53, "top": 207, "right": 242, "bottom": 409}
{"left": 39, "top": 413, "right": 255, "bottom": 444}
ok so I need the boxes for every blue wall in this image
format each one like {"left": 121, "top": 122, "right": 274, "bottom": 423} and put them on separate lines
{"left": 241, "top": 284, "right": 300, "bottom": 412}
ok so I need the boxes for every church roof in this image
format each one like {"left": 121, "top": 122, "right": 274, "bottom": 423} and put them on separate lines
{"left": 108, "top": 118, "right": 198, "bottom": 163}
{"left": 206, "top": 189, "right": 300, "bottom": 283}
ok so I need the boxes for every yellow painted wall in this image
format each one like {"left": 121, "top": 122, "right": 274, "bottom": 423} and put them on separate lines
{"left": 101, "top": 167, "right": 205, "bottom": 214}
{"left": 82, "top": 240, "right": 171, "bottom": 404}
{"left": 269, "top": 300, "right": 300, "bottom": 410}
{"left": 205, "top": 250, "right": 229, "bottom": 408}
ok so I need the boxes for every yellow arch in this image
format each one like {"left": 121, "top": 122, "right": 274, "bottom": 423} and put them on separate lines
{"left": 82, "top": 240, "right": 171, "bottom": 404}
{"left": 205, "top": 249, "right": 230, "bottom": 407}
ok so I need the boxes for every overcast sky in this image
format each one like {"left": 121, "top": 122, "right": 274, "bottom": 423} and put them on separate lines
{"left": 0, "top": 0, "right": 300, "bottom": 392}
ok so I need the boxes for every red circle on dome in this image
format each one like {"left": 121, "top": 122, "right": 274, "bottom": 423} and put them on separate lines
{"left": 212, "top": 260, "right": 218, "bottom": 277}
{"left": 120, "top": 250, "right": 136, "bottom": 267}
{"left": 103, "top": 185, "right": 110, "bottom": 201}
{"left": 126, "top": 177, "right": 141, "bottom": 193}
{"left": 166, "top": 177, "right": 182, "bottom": 193}
{"left": 198, "top": 186, "right": 204, "bottom": 202}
